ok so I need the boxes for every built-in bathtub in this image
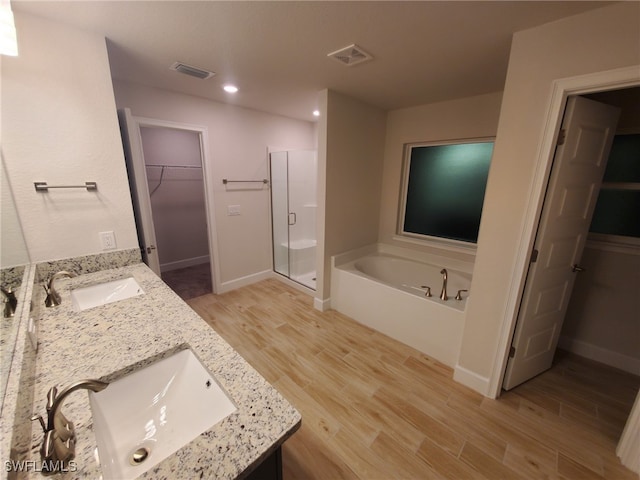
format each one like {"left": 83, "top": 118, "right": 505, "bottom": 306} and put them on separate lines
{"left": 331, "top": 244, "right": 473, "bottom": 367}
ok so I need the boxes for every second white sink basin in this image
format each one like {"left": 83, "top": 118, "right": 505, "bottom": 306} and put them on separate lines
{"left": 71, "top": 277, "right": 144, "bottom": 311}
{"left": 89, "top": 349, "right": 237, "bottom": 480}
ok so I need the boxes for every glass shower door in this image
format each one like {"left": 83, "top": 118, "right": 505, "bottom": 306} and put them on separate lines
{"left": 270, "top": 151, "right": 289, "bottom": 278}
{"left": 270, "top": 150, "right": 317, "bottom": 290}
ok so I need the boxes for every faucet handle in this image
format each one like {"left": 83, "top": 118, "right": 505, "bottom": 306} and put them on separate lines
{"left": 420, "top": 286, "right": 432, "bottom": 297}
{"left": 455, "top": 289, "right": 469, "bottom": 300}
{"left": 31, "top": 414, "right": 47, "bottom": 433}
{"left": 46, "top": 386, "right": 58, "bottom": 412}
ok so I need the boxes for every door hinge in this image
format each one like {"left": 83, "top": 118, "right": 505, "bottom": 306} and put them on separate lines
{"left": 509, "top": 346, "right": 516, "bottom": 358}
{"left": 530, "top": 249, "right": 539, "bottom": 263}
{"left": 557, "top": 129, "right": 566, "bottom": 146}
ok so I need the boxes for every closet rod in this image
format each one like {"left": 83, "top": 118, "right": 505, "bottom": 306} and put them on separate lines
{"left": 146, "top": 164, "right": 201, "bottom": 169}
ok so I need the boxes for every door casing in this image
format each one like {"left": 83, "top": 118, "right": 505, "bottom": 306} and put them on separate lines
{"left": 124, "top": 113, "right": 222, "bottom": 294}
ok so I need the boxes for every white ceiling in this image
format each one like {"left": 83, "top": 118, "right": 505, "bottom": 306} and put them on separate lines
{"left": 13, "top": 1, "right": 613, "bottom": 122}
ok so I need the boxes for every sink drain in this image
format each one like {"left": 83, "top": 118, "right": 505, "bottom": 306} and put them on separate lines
{"left": 129, "top": 447, "right": 150, "bottom": 466}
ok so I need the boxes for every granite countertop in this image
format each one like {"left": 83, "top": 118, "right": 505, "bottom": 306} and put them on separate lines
{"left": 22, "top": 263, "right": 301, "bottom": 479}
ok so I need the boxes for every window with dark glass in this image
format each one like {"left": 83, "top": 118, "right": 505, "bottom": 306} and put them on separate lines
{"left": 589, "top": 133, "right": 640, "bottom": 239}
{"left": 400, "top": 140, "right": 493, "bottom": 244}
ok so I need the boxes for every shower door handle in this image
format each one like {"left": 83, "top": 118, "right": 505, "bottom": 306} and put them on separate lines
{"left": 288, "top": 212, "right": 297, "bottom": 226}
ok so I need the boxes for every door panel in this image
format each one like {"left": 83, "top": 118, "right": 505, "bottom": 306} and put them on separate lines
{"left": 118, "top": 108, "right": 161, "bottom": 275}
{"left": 503, "top": 96, "right": 620, "bottom": 390}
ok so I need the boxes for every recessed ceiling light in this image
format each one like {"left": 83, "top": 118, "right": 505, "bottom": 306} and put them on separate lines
{"left": 223, "top": 85, "right": 238, "bottom": 93}
{"left": 313, "top": 110, "right": 320, "bottom": 117}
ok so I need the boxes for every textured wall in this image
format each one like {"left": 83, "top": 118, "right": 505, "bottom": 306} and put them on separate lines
{"left": 2, "top": 12, "right": 138, "bottom": 262}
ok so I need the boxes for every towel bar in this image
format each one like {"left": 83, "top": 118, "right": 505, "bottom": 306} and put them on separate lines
{"left": 34, "top": 182, "right": 97, "bottom": 192}
{"left": 222, "top": 179, "right": 268, "bottom": 185}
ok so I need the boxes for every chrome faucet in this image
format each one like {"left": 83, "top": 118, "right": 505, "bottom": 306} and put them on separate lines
{"left": 44, "top": 271, "right": 76, "bottom": 307}
{"left": 1, "top": 286, "right": 17, "bottom": 318}
{"left": 32, "top": 379, "right": 109, "bottom": 475}
{"left": 440, "top": 269, "right": 448, "bottom": 301}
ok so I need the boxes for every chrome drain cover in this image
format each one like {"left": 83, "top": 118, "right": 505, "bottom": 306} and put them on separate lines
{"left": 129, "top": 447, "right": 150, "bottom": 465}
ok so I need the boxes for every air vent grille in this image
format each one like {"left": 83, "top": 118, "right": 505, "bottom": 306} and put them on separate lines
{"left": 327, "top": 44, "right": 373, "bottom": 67}
{"left": 170, "top": 62, "right": 216, "bottom": 80}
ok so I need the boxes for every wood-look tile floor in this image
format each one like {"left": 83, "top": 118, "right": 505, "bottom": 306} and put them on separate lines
{"left": 188, "top": 279, "right": 639, "bottom": 480}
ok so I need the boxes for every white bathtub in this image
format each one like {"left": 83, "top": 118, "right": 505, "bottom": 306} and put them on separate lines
{"left": 331, "top": 245, "right": 472, "bottom": 367}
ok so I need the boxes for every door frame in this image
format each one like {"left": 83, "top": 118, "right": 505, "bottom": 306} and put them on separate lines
{"left": 488, "top": 65, "right": 640, "bottom": 399}
{"left": 133, "top": 115, "right": 222, "bottom": 294}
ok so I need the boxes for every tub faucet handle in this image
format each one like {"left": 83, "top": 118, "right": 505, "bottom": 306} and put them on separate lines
{"left": 455, "top": 289, "right": 468, "bottom": 301}
{"left": 420, "top": 286, "right": 432, "bottom": 297}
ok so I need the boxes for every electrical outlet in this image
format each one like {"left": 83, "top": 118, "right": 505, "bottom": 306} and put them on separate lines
{"left": 227, "top": 205, "right": 241, "bottom": 216}
{"left": 99, "top": 231, "right": 116, "bottom": 250}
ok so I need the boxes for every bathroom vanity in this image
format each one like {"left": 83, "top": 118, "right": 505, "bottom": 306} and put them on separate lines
{"left": 1, "top": 257, "right": 300, "bottom": 479}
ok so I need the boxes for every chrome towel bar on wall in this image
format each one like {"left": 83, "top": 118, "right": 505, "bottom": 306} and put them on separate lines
{"left": 34, "top": 182, "right": 98, "bottom": 192}
{"left": 222, "top": 179, "right": 269, "bottom": 185}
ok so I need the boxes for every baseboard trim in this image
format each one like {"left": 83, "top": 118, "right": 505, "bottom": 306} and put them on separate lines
{"left": 454, "top": 365, "right": 491, "bottom": 396}
{"left": 314, "top": 297, "right": 331, "bottom": 312}
{"left": 558, "top": 336, "right": 640, "bottom": 376}
{"left": 160, "top": 255, "right": 210, "bottom": 273}
{"left": 218, "top": 270, "right": 272, "bottom": 294}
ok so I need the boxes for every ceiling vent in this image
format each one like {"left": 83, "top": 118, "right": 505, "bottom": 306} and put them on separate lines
{"left": 170, "top": 62, "right": 216, "bottom": 80}
{"left": 327, "top": 44, "right": 373, "bottom": 67}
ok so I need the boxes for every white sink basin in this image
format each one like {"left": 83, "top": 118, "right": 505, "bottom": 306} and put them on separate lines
{"left": 89, "top": 349, "right": 237, "bottom": 480}
{"left": 71, "top": 277, "right": 144, "bottom": 311}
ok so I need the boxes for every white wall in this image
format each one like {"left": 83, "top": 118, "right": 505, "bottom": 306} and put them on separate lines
{"left": 378, "top": 92, "right": 503, "bottom": 261}
{"left": 316, "top": 90, "right": 386, "bottom": 303}
{"left": 456, "top": 2, "right": 640, "bottom": 394}
{"left": 113, "top": 80, "right": 316, "bottom": 286}
{"left": 561, "top": 246, "right": 640, "bottom": 374}
{"left": 1, "top": 12, "right": 138, "bottom": 262}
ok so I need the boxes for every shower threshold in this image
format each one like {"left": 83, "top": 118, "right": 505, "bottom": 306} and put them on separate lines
{"left": 291, "top": 271, "right": 316, "bottom": 290}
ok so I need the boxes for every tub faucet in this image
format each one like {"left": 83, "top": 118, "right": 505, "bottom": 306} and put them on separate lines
{"left": 31, "top": 379, "right": 109, "bottom": 475}
{"left": 44, "top": 270, "right": 76, "bottom": 307}
{"left": 1, "top": 286, "right": 17, "bottom": 318}
{"left": 440, "top": 269, "right": 448, "bottom": 301}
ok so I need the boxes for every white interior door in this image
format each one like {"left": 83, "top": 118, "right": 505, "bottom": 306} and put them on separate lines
{"left": 118, "top": 108, "right": 161, "bottom": 275}
{"left": 503, "top": 96, "right": 620, "bottom": 390}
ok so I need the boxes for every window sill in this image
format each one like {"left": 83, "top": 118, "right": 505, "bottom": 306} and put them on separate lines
{"left": 586, "top": 233, "right": 640, "bottom": 256}
{"left": 393, "top": 234, "right": 477, "bottom": 257}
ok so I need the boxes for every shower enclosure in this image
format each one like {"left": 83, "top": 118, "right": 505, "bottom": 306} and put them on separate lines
{"left": 270, "top": 150, "right": 317, "bottom": 290}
